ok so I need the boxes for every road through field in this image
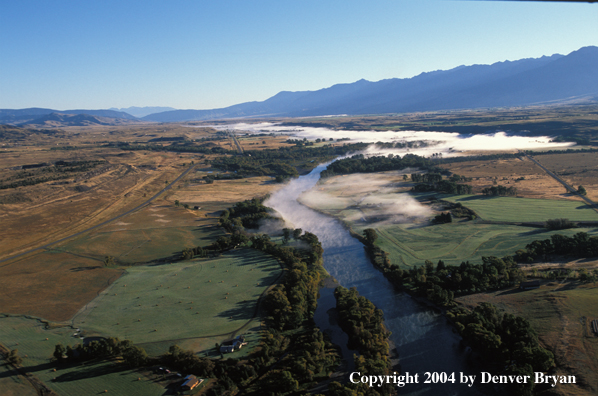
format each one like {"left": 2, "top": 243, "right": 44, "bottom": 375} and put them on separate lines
{"left": 523, "top": 152, "right": 598, "bottom": 213}
{"left": 0, "top": 164, "right": 197, "bottom": 265}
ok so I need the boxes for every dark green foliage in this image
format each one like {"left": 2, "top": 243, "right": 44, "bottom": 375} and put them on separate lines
{"left": 450, "top": 303, "right": 554, "bottom": 396}
{"left": 333, "top": 287, "right": 393, "bottom": 395}
{"left": 578, "top": 185, "right": 587, "bottom": 196}
{"left": 321, "top": 152, "right": 434, "bottom": 178}
{"left": 544, "top": 218, "right": 576, "bottom": 230}
{"left": 0, "top": 160, "right": 105, "bottom": 190}
{"left": 6, "top": 349, "right": 22, "bottom": 366}
{"left": 433, "top": 212, "right": 452, "bottom": 224}
{"left": 515, "top": 232, "right": 598, "bottom": 263}
{"left": 482, "top": 185, "right": 518, "bottom": 196}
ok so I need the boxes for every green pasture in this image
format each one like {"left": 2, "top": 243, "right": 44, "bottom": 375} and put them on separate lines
{"left": 0, "top": 361, "right": 37, "bottom": 396}
{"left": 56, "top": 219, "right": 224, "bottom": 264}
{"left": 441, "top": 195, "right": 598, "bottom": 222}
{"left": 372, "top": 222, "right": 598, "bottom": 268}
{"left": 0, "top": 315, "right": 165, "bottom": 396}
{"left": 73, "top": 249, "right": 282, "bottom": 346}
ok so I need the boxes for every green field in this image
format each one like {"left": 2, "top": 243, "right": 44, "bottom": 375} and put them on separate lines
{"left": 457, "top": 282, "right": 598, "bottom": 394}
{"left": 371, "top": 222, "right": 598, "bottom": 268}
{"left": 73, "top": 249, "right": 282, "bottom": 346}
{"left": 0, "top": 315, "right": 165, "bottom": 396}
{"left": 56, "top": 209, "right": 224, "bottom": 264}
{"left": 0, "top": 361, "right": 37, "bottom": 396}
{"left": 441, "top": 195, "right": 598, "bottom": 222}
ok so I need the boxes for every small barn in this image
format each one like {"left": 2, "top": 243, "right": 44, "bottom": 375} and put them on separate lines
{"left": 219, "top": 335, "right": 246, "bottom": 353}
{"left": 181, "top": 374, "right": 203, "bottom": 391}
{"left": 519, "top": 280, "right": 540, "bottom": 290}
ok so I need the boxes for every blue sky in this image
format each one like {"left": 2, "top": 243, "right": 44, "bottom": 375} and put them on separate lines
{"left": 1, "top": 1, "right": 596, "bottom": 111}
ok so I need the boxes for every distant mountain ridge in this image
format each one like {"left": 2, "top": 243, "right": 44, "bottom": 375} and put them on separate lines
{"left": 142, "top": 46, "right": 598, "bottom": 122}
{"left": 109, "top": 106, "right": 176, "bottom": 118}
{"left": 22, "top": 112, "right": 138, "bottom": 127}
{"left": 0, "top": 108, "right": 137, "bottom": 125}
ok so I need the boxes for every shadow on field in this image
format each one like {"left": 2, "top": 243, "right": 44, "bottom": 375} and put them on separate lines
{"left": 70, "top": 266, "right": 102, "bottom": 272}
{"left": 453, "top": 195, "right": 494, "bottom": 202}
{"left": 217, "top": 300, "right": 260, "bottom": 321}
{"left": 518, "top": 228, "right": 549, "bottom": 236}
{"left": 496, "top": 287, "right": 526, "bottom": 296}
{"left": 21, "top": 362, "right": 54, "bottom": 374}
{"left": 51, "top": 361, "right": 129, "bottom": 383}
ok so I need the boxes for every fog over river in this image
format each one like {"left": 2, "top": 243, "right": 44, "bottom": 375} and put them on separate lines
{"left": 221, "top": 123, "right": 572, "bottom": 394}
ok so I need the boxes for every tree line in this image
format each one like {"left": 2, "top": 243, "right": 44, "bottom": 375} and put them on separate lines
{"left": 357, "top": 228, "right": 554, "bottom": 395}
{"left": 330, "top": 286, "right": 394, "bottom": 396}
{"left": 515, "top": 232, "right": 598, "bottom": 263}
{"left": 449, "top": 303, "right": 554, "bottom": 396}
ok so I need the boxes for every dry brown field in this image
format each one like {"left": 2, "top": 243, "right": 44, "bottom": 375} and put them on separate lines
{"left": 531, "top": 152, "right": 598, "bottom": 202}
{"left": 0, "top": 124, "right": 286, "bottom": 323}
{"left": 457, "top": 280, "right": 598, "bottom": 396}
{"left": 440, "top": 156, "right": 592, "bottom": 202}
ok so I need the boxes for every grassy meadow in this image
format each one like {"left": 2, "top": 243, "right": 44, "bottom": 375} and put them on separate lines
{"left": 372, "top": 222, "right": 598, "bottom": 268}
{"left": 457, "top": 281, "right": 598, "bottom": 395}
{"left": 73, "top": 249, "right": 282, "bottom": 346}
{"left": 0, "top": 315, "right": 166, "bottom": 396}
{"left": 441, "top": 195, "right": 598, "bottom": 222}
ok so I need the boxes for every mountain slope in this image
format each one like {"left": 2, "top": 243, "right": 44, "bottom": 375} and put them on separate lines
{"left": 144, "top": 46, "right": 598, "bottom": 122}
{"left": 0, "top": 108, "right": 137, "bottom": 125}
{"left": 20, "top": 112, "right": 138, "bottom": 127}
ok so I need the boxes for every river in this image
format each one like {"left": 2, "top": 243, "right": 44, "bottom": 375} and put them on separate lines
{"left": 265, "top": 162, "right": 482, "bottom": 395}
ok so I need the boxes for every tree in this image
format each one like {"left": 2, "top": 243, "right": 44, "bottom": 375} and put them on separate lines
{"left": 292, "top": 228, "right": 302, "bottom": 239}
{"left": 174, "top": 200, "right": 180, "bottom": 207}
{"left": 7, "top": 349, "right": 22, "bottom": 366}
{"left": 103, "top": 256, "right": 116, "bottom": 267}
{"left": 363, "top": 228, "right": 378, "bottom": 245}
{"left": 53, "top": 343, "right": 66, "bottom": 362}
{"left": 578, "top": 185, "right": 587, "bottom": 196}
{"left": 122, "top": 346, "right": 147, "bottom": 367}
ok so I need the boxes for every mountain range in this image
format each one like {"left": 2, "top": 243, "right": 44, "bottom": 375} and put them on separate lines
{"left": 2, "top": 46, "right": 597, "bottom": 125}
{"left": 143, "top": 46, "right": 598, "bottom": 122}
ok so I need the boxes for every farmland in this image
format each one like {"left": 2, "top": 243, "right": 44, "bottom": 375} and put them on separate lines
{"left": 73, "top": 249, "right": 282, "bottom": 347}
{"left": 441, "top": 195, "right": 598, "bottom": 223}
{"left": 301, "top": 171, "right": 598, "bottom": 269}
{"left": 0, "top": 315, "right": 166, "bottom": 396}
{"left": 457, "top": 281, "right": 598, "bottom": 396}
{"left": 374, "top": 222, "right": 598, "bottom": 268}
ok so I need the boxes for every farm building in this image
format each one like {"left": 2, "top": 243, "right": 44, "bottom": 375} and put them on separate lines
{"left": 219, "top": 335, "right": 247, "bottom": 353}
{"left": 519, "top": 280, "right": 540, "bottom": 290}
{"left": 181, "top": 374, "right": 203, "bottom": 391}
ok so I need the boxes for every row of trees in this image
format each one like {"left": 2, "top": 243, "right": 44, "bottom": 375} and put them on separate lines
{"left": 320, "top": 153, "right": 435, "bottom": 178}
{"left": 358, "top": 228, "right": 554, "bottom": 395}
{"left": 331, "top": 287, "right": 393, "bottom": 396}
{"left": 515, "top": 232, "right": 598, "bottom": 263}
{"left": 359, "top": 229, "right": 525, "bottom": 306}
{"left": 482, "top": 185, "right": 518, "bottom": 196}
{"left": 53, "top": 337, "right": 148, "bottom": 368}
{"left": 0, "top": 160, "right": 105, "bottom": 190}
{"left": 449, "top": 303, "right": 555, "bottom": 396}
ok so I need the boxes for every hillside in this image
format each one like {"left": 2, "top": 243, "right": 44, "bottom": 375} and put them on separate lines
{"left": 144, "top": 46, "right": 598, "bottom": 122}
{"left": 0, "top": 108, "right": 137, "bottom": 125}
{"left": 20, "top": 112, "right": 139, "bottom": 127}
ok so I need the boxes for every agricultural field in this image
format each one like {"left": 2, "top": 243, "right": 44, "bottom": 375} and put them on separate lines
{"left": 440, "top": 156, "right": 573, "bottom": 200}
{"left": 0, "top": 315, "right": 166, "bottom": 396}
{"left": 457, "top": 281, "right": 598, "bottom": 396}
{"left": 301, "top": 171, "right": 598, "bottom": 269}
{"left": 532, "top": 151, "right": 598, "bottom": 202}
{"left": 0, "top": 361, "right": 38, "bottom": 396}
{"left": 373, "top": 222, "right": 598, "bottom": 268}
{"left": 73, "top": 249, "right": 282, "bottom": 348}
{"left": 441, "top": 195, "right": 598, "bottom": 223}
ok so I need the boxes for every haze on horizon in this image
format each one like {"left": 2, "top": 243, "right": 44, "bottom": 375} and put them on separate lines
{"left": 1, "top": 1, "right": 596, "bottom": 111}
